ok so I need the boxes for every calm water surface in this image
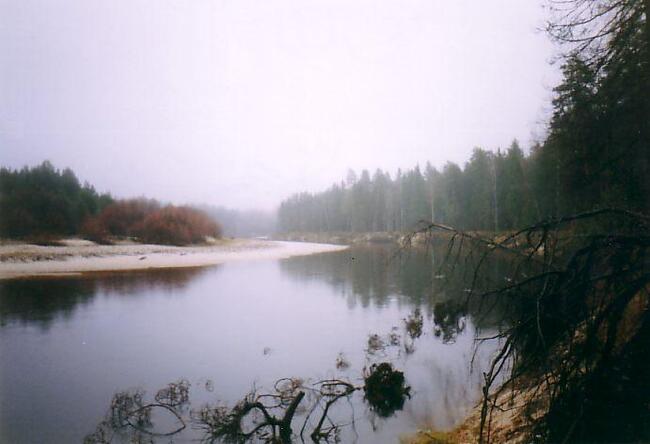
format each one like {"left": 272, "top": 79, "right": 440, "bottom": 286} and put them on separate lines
{"left": 0, "top": 245, "right": 502, "bottom": 443}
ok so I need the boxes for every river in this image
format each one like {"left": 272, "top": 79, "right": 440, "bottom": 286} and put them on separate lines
{"left": 0, "top": 244, "right": 504, "bottom": 443}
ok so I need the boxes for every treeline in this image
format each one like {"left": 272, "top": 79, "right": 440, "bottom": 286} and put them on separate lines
{"left": 278, "top": 143, "right": 536, "bottom": 232}
{"left": 0, "top": 161, "right": 113, "bottom": 238}
{"left": 278, "top": 19, "right": 649, "bottom": 233}
{"left": 0, "top": 161, "right": 221, "bottom": 245}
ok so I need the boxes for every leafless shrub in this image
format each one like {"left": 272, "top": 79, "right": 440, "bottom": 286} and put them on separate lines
{"left": 404, "top": 308, "right": 424, "bottom": 339}
{"left": 408, "top": 208, "right": 650, "bottom": 443}
{"left": 84, "top": 388, "right": 186, "bottom": 443}
{"left": 155, "top": 379, "right": 190, "bottom": 407}
{"left": 335, "top": 353, "right": 350, "bottom": 370}
{"left": 366, "top": 333, "right": 386, "bottom": 355}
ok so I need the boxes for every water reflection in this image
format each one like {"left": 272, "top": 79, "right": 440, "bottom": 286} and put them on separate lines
{"left": 0, "top": 278, "right": 95, "bottom": 328}
{"left": 279, "top": 246, "right": 432, "bottom": 308}
{"left": 83, "top": 304, "right": 461, "bottom": 444}
{"left": 0, "top": 267, "right": 212, "bottom": 329}
{"left": 280, "top": 245, "right": 510, "bottom": 338}
{"left": 85, "top": 362, "right": 413, "bottom": 444}
{"left": 0, "top": 246, "right": 507, "bottom": 443}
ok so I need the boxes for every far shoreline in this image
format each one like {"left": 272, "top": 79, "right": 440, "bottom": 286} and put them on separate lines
{"left": 0, "top": 239, "right": 348, "bottom": 280}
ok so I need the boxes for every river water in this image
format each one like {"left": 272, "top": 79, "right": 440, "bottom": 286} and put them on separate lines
{"left": 0, "top": 244, "right": 503, "bottom": 443}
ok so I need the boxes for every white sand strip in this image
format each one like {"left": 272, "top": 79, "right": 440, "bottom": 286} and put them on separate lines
{"left": 0, "top": 240, "right": 347, "bottom": 280}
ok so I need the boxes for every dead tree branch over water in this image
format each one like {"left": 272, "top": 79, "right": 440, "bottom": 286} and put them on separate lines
{"left": 409, "top": 209, "right": 650, "bottom": 443}
{"left": 196, "top": 388, "right": 306, "bottom": 443}
{"left": 85, "top": 364, "right": 411, "bottom": 443}
{"left": 84, "top": 382, "right": 190, "bottom": 444}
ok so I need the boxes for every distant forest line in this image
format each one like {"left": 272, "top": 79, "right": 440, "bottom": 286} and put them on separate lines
{"left": 0, "top": 162, "right": 272, "bottom": 243}
{"left": 278, "top": 41, "right": 649, "bottom": 233}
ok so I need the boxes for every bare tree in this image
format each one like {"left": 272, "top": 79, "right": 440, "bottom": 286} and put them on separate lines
{"left": 545, "top": 0, "right": 649, "bottom": 68}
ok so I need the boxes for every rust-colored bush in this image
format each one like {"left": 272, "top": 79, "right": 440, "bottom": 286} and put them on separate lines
{"left": 80, "top": 216, "right": 112, "bottom": 244}
{"left": 80, "top": 199, "right": 221, "bottom": 245}
{"left": 97, "top": 198, "right": 160, "bottom": 237}
{"left": 134, "top": 206, "right": 222, "bottom": 246}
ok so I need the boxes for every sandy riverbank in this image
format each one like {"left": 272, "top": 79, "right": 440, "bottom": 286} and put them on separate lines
{"left": 0, "top": 239, "right": 347, "bottom": 280}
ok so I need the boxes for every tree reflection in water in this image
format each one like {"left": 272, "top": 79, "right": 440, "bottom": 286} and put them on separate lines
{"left": 6, "top": 244, "right": 511, "bottom": 443}
{"left": 83, "top": 299, "right": 486, "bottom": 443}
{"left": 280, "top": 244, "right": 513, "bottom": 340}
{"left": 0, "top": 267, "right": 211, "bottom": 329}
{"left": 0, "top": 246, "right": 505, "bottom": 443}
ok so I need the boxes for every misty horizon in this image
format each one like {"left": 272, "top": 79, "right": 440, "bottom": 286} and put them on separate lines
{"left": 1, "top": 0, "right": 560, "bottom": 211}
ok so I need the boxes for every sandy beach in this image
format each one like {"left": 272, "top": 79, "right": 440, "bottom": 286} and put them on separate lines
{"left": 0, "top": 239, "right": 348, "bottom": 280}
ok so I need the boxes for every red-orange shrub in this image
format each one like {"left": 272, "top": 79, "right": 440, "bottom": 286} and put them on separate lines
{"left": 134, "top": 206, "right": 222, "bottom": 245}
{"left": 80, "top": 199, "right": 221, "bottom": 245}
{"left": 97, "top": 198, "right": 160, "bottom": 236}
{"left": 80, "top": 216, "right": 111, "bottom": 244}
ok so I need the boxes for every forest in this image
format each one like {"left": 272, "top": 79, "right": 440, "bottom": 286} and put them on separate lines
{"left": 278, "top": 5, "right": 649, "bottom": 234}
{"left": 0, "top": 161, "right": 113, "bottom": 238}
{"left": 0, "top": 162, "right": 221, "bottom": 245}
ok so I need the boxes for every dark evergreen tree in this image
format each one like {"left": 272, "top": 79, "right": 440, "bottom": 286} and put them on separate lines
{"left": 0, "top": 161, "right": 112, "bottom": 238}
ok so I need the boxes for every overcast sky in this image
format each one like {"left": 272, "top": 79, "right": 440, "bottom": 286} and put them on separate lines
{"left": 1, "top": 0, "right": 560, "bottom": 210}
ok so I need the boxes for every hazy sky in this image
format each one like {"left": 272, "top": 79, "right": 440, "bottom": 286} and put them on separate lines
{"left": 1, "top": 0, "right": 560, "bottom": 210}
